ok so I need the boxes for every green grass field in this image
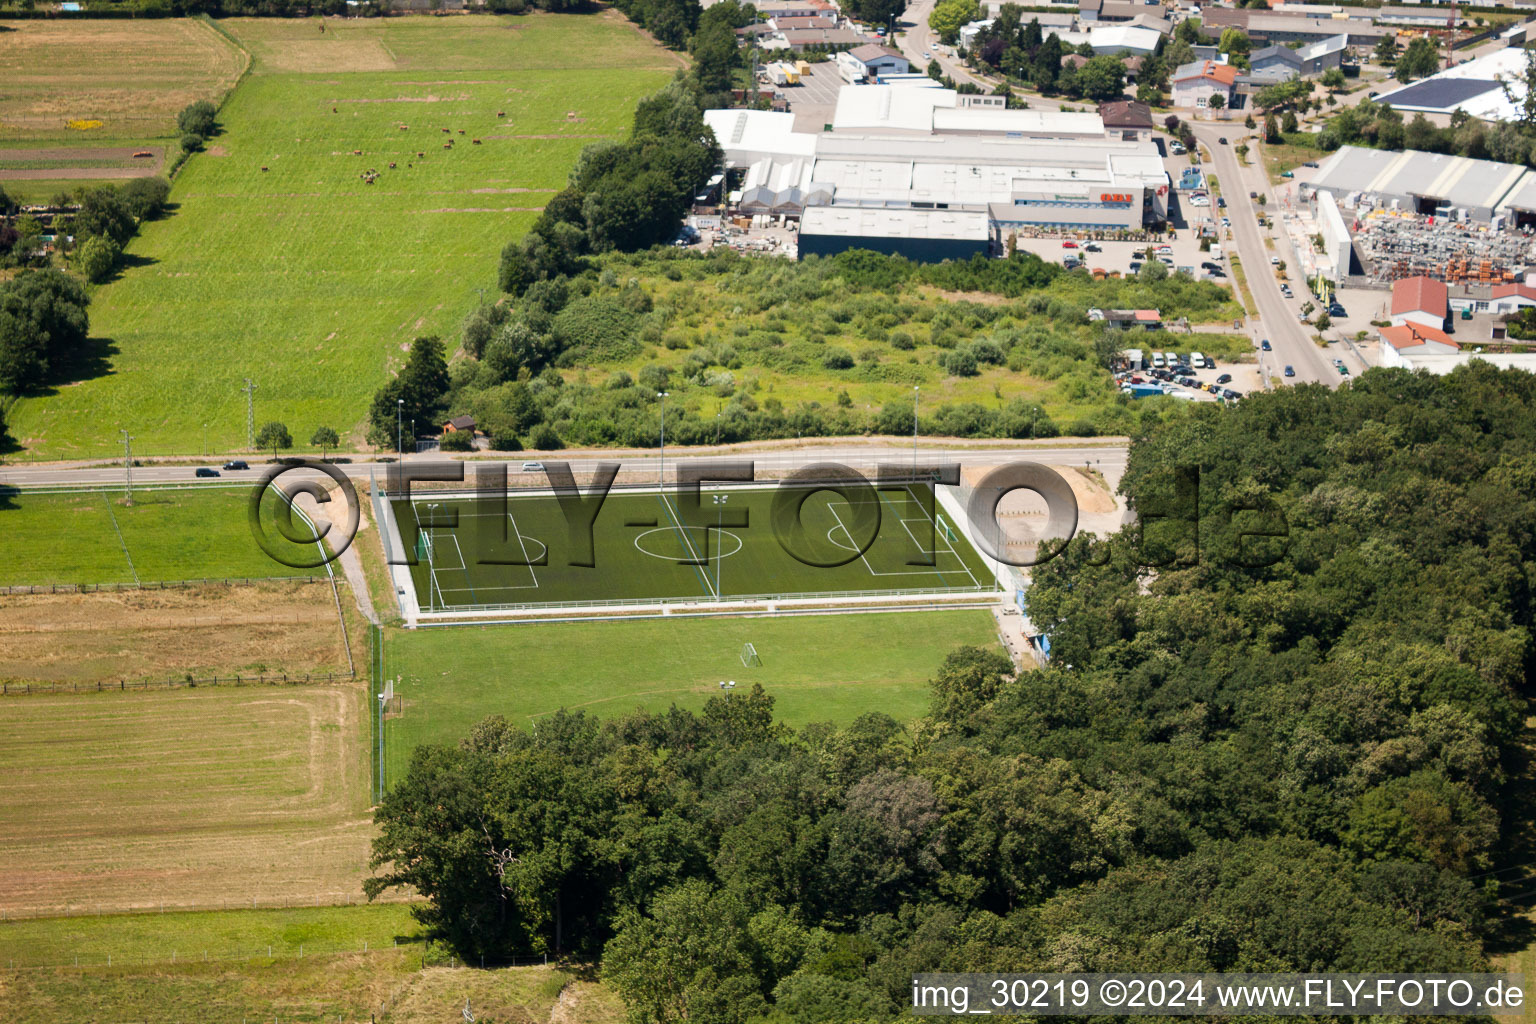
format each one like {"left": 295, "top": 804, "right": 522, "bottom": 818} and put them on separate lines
{"left": 7, "top": 14, "right": 676, "bottom": 457}
{"left": 0, "top": 903, "right": 419, "bottom": 970}
{"left": 0, "top": 485, "right": 328, "bottom": 586}
{"left": 395, "top": 482, "right": 996, "bottom": 610}
{"left": 381, "top": 610, "right": 997, "bottom": 788}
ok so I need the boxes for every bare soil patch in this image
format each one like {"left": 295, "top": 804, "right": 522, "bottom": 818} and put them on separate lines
{"left": 0, "top": 581, "right": 350, "bottom": 683}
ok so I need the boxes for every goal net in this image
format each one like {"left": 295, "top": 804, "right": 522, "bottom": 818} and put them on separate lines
{"left": 740, "top": 642, "right": 762, "bottom": 667}
{"left": 936, "top": 514, "right": 958, "bottom": 544}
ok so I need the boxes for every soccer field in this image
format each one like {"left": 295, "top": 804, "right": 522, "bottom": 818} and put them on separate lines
{"left": 390, "top": 481, "right": 998, "bottom": 610}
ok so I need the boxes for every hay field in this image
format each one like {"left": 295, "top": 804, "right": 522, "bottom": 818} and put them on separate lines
{"left": 0, "top": 18, "right": 246, "bottom": 141}
{"left": 6, "top": 14, "right": 677, "bottom": 457}
{"left": 0, "top": 683, "right": 374, "bottom": 917}
{"left": 0, "top": 580, "right": 353, "bottom": 683}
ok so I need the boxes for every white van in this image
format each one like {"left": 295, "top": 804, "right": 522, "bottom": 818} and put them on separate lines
{"left": 1209, "top": 244, "right": 1223, "bottom": 260}
{"left": 1151, "top": 352, "right": 1165, "bottom": 368}
{"left": 1190, "top": 351, "right": 1206, "bottom": 369}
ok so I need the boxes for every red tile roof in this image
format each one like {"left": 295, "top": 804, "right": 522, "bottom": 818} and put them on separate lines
{"left": 1175, "top": 60, "right": 1239, "bottom": 86}
{"left": 1491, "top": 283, "right": 1536, "bottom": 302}
{"left": 1380, "top": 323, "right": 1459, "bottom": 351}
{"left": 1133, "top": 309, "right": 1162, "bottom": 321}
{"left": 1391, "top": 275, "right": 1448, "bottom": 317}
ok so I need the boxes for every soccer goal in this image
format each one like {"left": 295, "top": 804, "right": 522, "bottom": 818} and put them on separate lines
{"left": 740, "top": 642, "right": 762, "bottom": 667}
{"left": 935, "top": 514, "right": 958, "bottom": 544}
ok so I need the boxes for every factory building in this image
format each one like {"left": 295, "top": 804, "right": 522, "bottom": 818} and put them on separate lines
{"left": 1307, "top": 145, "right": 1536, "bottom": 225}
{"left": 704, "top": 98, "right": 1169, "bottom": 260}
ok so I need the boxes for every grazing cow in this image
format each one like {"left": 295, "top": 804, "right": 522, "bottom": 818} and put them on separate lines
{"left": 399, "top": 125, "right": 409, "bottom": 130}
{"left": 389, "top": 161, "right": 396, "bottom": 168}
{"left": 457, "top": 129, "right": 465, "bottom": 135}
{"left": 441, "top": 127, "right": 450, "bottom": 133}
{"left": 332, "top": 107, "right": 337, "bottom": 113}
{"left": 443, "top": 142, "right": 452, "bottom": 149}
{"left": 261, "top": 166, "right": 269, "bottom": 172}
{"left": 472, "top": 139, "right": 481, "bottom": 145}
{"left": 417, "top": 151, "right": 425, "bottom": 157}
{"left": 352, "top": 149, "right": 362, "bottom": 155}
{"left": 497, "top": 110, "right": 505, "bottom": 117}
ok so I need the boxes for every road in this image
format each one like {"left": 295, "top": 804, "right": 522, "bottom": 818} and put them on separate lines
{"left": 0, "top": 442, "right": 1132, "bottom": 490}
{"left": 895, "top": 0, "right": 992, "bottom": 88}
{"left": 1190, "top": 124, "right": 1340, "bottom": 387}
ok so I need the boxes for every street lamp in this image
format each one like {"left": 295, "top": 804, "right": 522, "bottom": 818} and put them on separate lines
{"left": 657, "top": 390, "right": 669, "bottom": 487}
{"left": 425, "top": 501, "right": 440, "bottom": 611}
{"left": 397, "top": 398, "right": 405, "bottom": 456}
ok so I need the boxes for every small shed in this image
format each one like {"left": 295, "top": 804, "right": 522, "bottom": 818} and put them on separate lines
{"left": 442, "top": 414, "right": 477, "bottom": 434}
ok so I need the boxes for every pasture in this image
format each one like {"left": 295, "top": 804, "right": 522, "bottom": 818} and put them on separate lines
{"left": 7, "top": 14, "right": 677, "bottom": 457}
{"left": 0, "top": 485, "right": 328, "bottom": 586}
{"left": 0, "top": 683, "right": 374, "bottom": 917}
{"left": 380, "top": 610, "right": 997, "bottom": 789}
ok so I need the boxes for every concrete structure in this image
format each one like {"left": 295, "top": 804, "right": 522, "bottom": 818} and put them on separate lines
{"left": 1248, "top": 33, "right": 1348, "bottom": 82}
{"left": 1053, "top": 24, "right": 1163, "bottom": 54}
{"left": 799, "top": 206, "right": 991, "bottom": 260}
{"left": 836, "top": 43, "right": 910, "bottom": 83}
{"left": 1308, "top": 145, "right": 1536, "bottom": 224}
{"left": 1391, "top": 275, "right": 1449, "bottom": 330}
{"left": 1371, "top": 46, "right": 1533, "bottom": 124}
{"left": 1316, "top": 189, "right": 1354, "bottom": 284}
{"left": 1172, "top": 59, "right": 1239, "bottom": 108}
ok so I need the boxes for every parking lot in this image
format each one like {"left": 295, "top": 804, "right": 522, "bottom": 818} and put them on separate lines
{"left": 1009, "top": 233, "right": 1229, "bottom": 285}
{"left": 1118, "top": 349, "right": 1266, "bottom": 403}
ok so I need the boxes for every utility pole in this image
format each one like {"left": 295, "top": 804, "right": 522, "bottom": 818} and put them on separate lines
{"left": 240, "top": 378, "right": 257, "bottom": 452}
{"left": 120, "top": 428, "right": 134, "bottom": 500}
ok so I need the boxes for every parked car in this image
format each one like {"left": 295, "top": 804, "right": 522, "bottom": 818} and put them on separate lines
{"left": 222, "top": 460, "right": 248, "bottom": 471}
{"left": 1129, "top": 261, "right": 1143, "bottom": 273}
{"left": 1063, "top": 257, "right": 1081, "bottom": 269}
{"left": 1280, "top": 170, "right": 1294, "bottom": 179}
{"left": 1284, "top": 365, "right": 1296, "bottom": 377}
{"left": 1062, "top": 240, "right": 1078, "bottom": 248}
{"left": 1156, "top": 244, "right": 1173, "bottom": 255}
{"left": 1261, "top": 339, "right": 1272, "bottom": 351}
{"left": 1216, "top": 373, "right": 1232, "bottom": 384}
{"left": 1303, "top": 161, "right": 1319, "bottom": 168}
{"left": 1329, "top": 303, "right": 1346, "bottom": 317}
{"left": 1270, "top": 255, "right": 1280, "bottom": 265}
{"left": 1221, "top": 216, "right": 1232, "bottom": 227}
{"left": 1222, "top": 388, "right": 1241, "bottom": 400}
{"left": 1217, "top": 196, "right": 1226, "bottom": 208}
{"left": 1218, "top": 137, "right": 1228, "bottom": 144}
{"left": 1084, "top": 242, "right": 1102, "bottom": 252}
{"left": 1248, "top": 191, "right": 1258, "bottom": 199}
{"left": 1338, "top": 364, "right": 1350, "bottom": 375}
{"left": 196, "top": 467, "right": 221, "bottom": 478}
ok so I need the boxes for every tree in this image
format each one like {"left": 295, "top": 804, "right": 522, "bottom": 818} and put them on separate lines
{"left": 1321, "top": 67, "right": 1347, "bottom": 92}
{"left": 0, "top": 269, "right": 90, "bottom": 392}
{"left": 928, "top": 0, "right": 979, "bottom": 45}
{"left": 1218, "top": 27, "right": 1251, "bottom": 69}
{"left": 118, "top": 177, "right": 171, "bottom": 221}
{"left": 368, "top": 335, "right": 450, "bottom": 448}
{"left": 1373, "top": 34, "right": 1400, "bottom": 67}
{"left": 77, "top": 234, "right": 119, "bottom": 284}
{"left": 1138, "top": 258, "right": 1168, "bottom": 282}
{"left": 176, "top": 99, "right": 218, "bottom": 139}
{"left": 310, "top": 425, "right": 339, "bottom": 461}
{"left": 255, "top": 420, "right": 292, "bottom": 456}
{"left": 1282, "top": 109, "right": 1298, "bottom": 133}
{"left": 1314, "top": 311, "right": 1331, "bottom": 331}
{"left": 848, "top": 0, "right": 902, "bottom": 30}
{"left": 73, "top": 186, "right": 135, "bottom": 247}
{"left": 1395, "top": 36, "right": 1439, "bottom": 83}
{"left": 1078, "top": 54, "right": 1127, "bottom": 102}
{"left": 1208, "top": 92, "right": 1226, "bottom": 111}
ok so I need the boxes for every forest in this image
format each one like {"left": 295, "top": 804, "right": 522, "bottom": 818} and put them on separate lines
{"left": 368, "top": 363, "right": 1530, "bottom": 1023}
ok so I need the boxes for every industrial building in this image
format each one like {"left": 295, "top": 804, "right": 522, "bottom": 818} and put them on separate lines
{"left": 704, "top": 90, "right": 1171, "bottom": 260}
{"left": 1247, "top": 34, "right": 1348, "bottom": 83}
{"left": 1307, "top": 145, "right": 1536, "bottom": 224}
{"left": 1371, "top": 46, "right": 1532, "bottom": 124}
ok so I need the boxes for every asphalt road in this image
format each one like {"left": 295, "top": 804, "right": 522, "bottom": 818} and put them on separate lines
{"left": 1191, "top": 124, "right": 1339, "bottom": 388}
{"left": 0, "top": 443, "right": 1131, "bottom": 490}
{"left": 895, "top": 0, "right": 991, "bottom": 88}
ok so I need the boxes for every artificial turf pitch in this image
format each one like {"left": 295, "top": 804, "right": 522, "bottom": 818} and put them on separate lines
{"left": 392, "top": 483, "right": 997, "bottom": 609}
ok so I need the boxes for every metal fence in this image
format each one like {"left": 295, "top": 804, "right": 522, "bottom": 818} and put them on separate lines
{"left": 0, "top": 671, "right": 352, "bottom": 697}
{"left": 419, "top": 583, "right": 1000, "bottom": 618}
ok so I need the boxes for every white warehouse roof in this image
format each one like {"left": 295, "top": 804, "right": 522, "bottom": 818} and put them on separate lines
{"left": 800, "top": 206, "right": 990, "bottom": 241}
{"left": 832, "top": 85, "right": 1105, "bottom": 136}
{"left": 703, "top": 109, "right": 817, "bottom": 167}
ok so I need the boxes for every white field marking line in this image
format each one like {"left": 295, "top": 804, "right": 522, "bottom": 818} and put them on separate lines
{"left": 506, "top": 506, "right": 540, "bottom": 590}
{"left": 898, "top": 485, "right": 982, "bottom": 589}
{"left": 824, "top": 498, "right": 968, "bottom": 581}
{"left": 448, "top": 532, "right": 481, "bottom": 606}
{"left": 632, "top": 526, "right": 745, "bottom": 561}
{"left": 658, "top": 491, "right": 718, "bottom": 600}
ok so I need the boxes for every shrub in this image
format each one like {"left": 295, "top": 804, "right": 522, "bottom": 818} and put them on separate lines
{"left": 822, "top": 347, "right": 855, "bottom": 370}
{"left": 527, "top": 423, "right": 564, "bottom": 450}
{"left": 439, "top": 429, "right": 475, "bottom": 451}
{"left": 890, "top": 331, "right": 914, "bottom": 350}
